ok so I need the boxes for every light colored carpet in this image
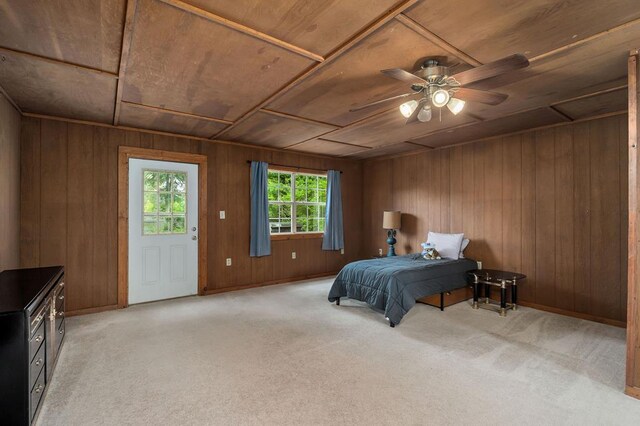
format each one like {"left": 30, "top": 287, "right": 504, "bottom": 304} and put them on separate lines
{"left": 37, "top": 277, "right": 640, "bottom": 425}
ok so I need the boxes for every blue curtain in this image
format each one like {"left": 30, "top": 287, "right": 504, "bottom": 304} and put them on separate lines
{"left": 250, "top": 161, "right": 271, "bottom": 257}
{"left": 322, "top": 170, "right": 344, "bottom": 250}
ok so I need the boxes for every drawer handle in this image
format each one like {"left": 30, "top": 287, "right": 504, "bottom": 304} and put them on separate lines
{"left": 59, "top": 281, "right": 65, "bottom": 288}
{"left": 59, "top": 329, "right": 64, "bottom": 335}
{"left": 35, "top": 358, "right": 42, "bottom": 367}
{"left": 57, "top": 311, "right": 65, "bottom": 318}
{"left": 34, "top": 384, "right": 43, "bottom": 394}
{"left": 34, "top": 335, "right": 43, "bottom": 343}
{"left": 58, "top": 294, "right": 65, "bottom": 300}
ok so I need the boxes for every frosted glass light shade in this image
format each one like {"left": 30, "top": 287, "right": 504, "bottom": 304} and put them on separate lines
{"left": 417, "top": 105, "right": 432, "bottom": 122}
{"left": 399, "top": 100, "right": 418, "bottom": 118}
{"left": 383, "top": 210, "right": 401, "bottom": 229}
{"left": 431, "top": 89, "right": 450, "bottom": 107}
{"left": 447, "top": 97, "right": 465, "bottom": 115}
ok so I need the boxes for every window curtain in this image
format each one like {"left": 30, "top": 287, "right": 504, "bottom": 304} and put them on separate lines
{"left": 322, "top": 170, "right": 344, "bottom": 250}
{"left": 250, "top": 161, "right": 271, "bottom": 257}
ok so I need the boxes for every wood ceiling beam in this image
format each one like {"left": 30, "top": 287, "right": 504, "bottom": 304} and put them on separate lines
{"left": 530, "top": 17, "right": 640, "bottom": 63}
{"left": 0, "top": 83, "right": 22, "bottom": 114}
{"left": 213, "top": 0, "right": 421, "bottom": 139}
{"left": 157, "top": 0, "right": 324, "bottom": 62}
{"left": 114, "top": 0, "right": 139, "bottom": 125}
{"left": 394, "top": 14, "right": 482, "bottom": 67}
{"left": 551, "top": 84, "right": 628, "bottom": 106}
{"left": 0, "top": 46, "right": 118, "bottom": 79}
{"left": 122, "top": 101, "right": 233, "bottom": 124}
{"left": 260, "top": 108, "right": 341, "bottom": 129}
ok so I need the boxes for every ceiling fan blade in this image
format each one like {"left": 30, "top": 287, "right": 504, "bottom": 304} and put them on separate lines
{"left": 449, "top": 54, "right": 529, "bottom": 86}
{"left": 405, "top": 98, "right": 428, "bottom": 124}
{"left": 454, "top": 87, "right": 508, "bottom": 105}
{"left": 381, "top": 68, "right": 427, "bottom": 85}
{"left": 349, "top": 92, "right": 419, "bottom": 112}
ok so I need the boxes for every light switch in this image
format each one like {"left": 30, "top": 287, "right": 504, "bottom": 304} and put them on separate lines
{"left": 226, "top": 258, "right": 232, "bottom": 266}
{"left": 292, "top": 252, "right": 296, "bottom": 259}
{"left": 340, "top": 248, "right": 344, "bottom": 255}
{"left": 220, "top": 211, "right": 225, "bottom": 219}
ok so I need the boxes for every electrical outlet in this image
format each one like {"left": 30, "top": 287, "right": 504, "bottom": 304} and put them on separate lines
{"left": 378, "top": 248, "right": 383, "bottom": 256}
{"left": 226, "top": 258, "right": 232, "bottom": 266}
{"left": 219, "top": 211, "right": 225, "bottom": 219}
{"left": 340, "top": 248, "right": 344, "bottom": 255}
{"left": 291, "top": 252, "right": 296, "bottom": 259}
{"left": 477, "top": 260, "right": 482, "bottom": 270}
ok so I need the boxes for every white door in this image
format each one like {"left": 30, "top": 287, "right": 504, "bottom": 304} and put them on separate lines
{"left": 128, "top": 159, "right": 198, "bottom": 304}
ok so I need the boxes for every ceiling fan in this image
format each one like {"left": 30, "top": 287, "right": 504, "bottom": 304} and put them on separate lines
{"left": 350, "top": 54, "right": 530, "bottom": 124}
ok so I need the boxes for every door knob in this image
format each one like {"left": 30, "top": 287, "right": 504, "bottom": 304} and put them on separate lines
{"left": 192, "top": 227, "right": 197, "bottom": 231}
{"left": 192, "top": 235, "right": 197, "bottom": 240}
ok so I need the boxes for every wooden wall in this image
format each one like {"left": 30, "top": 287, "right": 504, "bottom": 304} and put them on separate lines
{"left": 0, "top": 94, "right": 21, "bottom": 272}
{"left": 362, "top": 114, "right": 628, "bottom": 324}
{"left": 19, "top": 117, "right": 362, "bottom": 313}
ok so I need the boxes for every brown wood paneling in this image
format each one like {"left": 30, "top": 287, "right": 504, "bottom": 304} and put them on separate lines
{"left": 223, "top": 111, "right": 337, "bottom": 148}
{"left": 362, "top": 114, "right": 628, "bottom": 323}
{"left": 350, "top": 142, "right": 426, "bottom": 160}
{"left": 0, "top": 0, "right": 126, "bottom": 73}
{"left": 0, "top": 51, "right": 117, "bottom": 123}
{"left": 123, "top": 0, "right": 313, "bottom": 121}
{"left": 627, "top": 51, "right": 640, "bottom": 397}
{"left": 21, "top": 116, "right": 362, "bottom": 311}
{"left": 0, "top": 94, "right": 21, "bottom": 271}
{"left": 573, "top": 121, "right": 591, "bottom": 314}
{"left": 325, "top": 108, "right": 477, "bottom": 148}
{"left": 39, "top": 120, "right": 67, "bottom": 267}
{"left": 410, "top": 107, "right": 567, "bottom": 148}
{"left": 185, "top": 0, "right": 401, "bottom": 56}
{"left": 118, "top": 102, "right": 228, "bottom": 138}
{"left": 404, "top": 0, "right": 640, "bottom": 63}
{"left": 268, "top": 20, "right": 465, "bottom": 126}
{"left": 555, "top": 88, "right": 628, "bottom": 120}
{"left": 288, "top": 139, "right": 369, "bottom": 157}
{"left": 19, "top": 117, "right": 41, "bottom": 268}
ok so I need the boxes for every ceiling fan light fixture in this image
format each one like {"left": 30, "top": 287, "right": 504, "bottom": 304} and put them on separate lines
{"left": 431, "top": 89, "right": 450, "bottom": 107}
{"left": 446, "top": 97, "right": 465, "bottom": 115}
{"left": 417, "top": 105, "right": 432, "bottom": 122}
{"left": 399, "top": 100, "right": 419, "bottom": 118}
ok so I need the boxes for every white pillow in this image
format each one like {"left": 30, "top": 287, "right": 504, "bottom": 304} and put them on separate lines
{"left": 459, "top": 238, "right": 470, "bottom": 258}
{"left": 427, "top": 232, "right": 464, "bottom": 260}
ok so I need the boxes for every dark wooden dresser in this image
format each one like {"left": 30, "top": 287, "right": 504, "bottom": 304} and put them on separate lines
{"left": 0, "top": 266, "right": 66, "bottom": 425}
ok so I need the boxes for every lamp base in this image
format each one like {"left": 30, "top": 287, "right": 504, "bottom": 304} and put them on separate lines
{"left": 386, "top": 229, "right": 397, "bottom": 257}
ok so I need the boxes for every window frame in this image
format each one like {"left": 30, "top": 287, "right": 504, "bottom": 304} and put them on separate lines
{"left": 267, "top": 167, "right": 327, "bottom": 240}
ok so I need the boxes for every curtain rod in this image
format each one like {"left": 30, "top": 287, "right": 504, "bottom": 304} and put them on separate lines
{"left": 246, "top": 160, "right": 342, "bottom": 174}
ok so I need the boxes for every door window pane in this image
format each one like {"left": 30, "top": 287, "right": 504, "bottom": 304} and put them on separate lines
{"left": 142, "top": 169, "right": 188, "bottom": 235}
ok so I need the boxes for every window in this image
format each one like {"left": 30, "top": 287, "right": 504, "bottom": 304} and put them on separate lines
{"left": 142, "top": 170, "right": 187, "bottom": 235}
{"left": 268, "top": 170, "right": 327, "bottom": 235}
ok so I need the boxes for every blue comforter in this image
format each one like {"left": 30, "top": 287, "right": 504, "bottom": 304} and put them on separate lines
{"left": 328, "top": 254, "right": 476, "bottom": 325}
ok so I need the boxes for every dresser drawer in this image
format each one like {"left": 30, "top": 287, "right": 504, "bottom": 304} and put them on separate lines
{"left": 29, "top": 343, "right": 45, "bottom": 391}
{"left": 29, "top": 303, "right": 47, "bottom": 336}
{"left": 30, "top": 367, "right": 46, "bottom": 422}
{"left": 29, "top": 320, "right": 45, "bottom": 362}
{"left": 57, "top": 319, "right": 65, "bottom": 350}
{"left": 55, "top": 286, "right": 65, "bottom": 313}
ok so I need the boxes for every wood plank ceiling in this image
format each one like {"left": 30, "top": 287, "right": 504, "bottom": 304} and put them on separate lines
{"left": 0, "top": 0, "right": 638, "bottom": 159}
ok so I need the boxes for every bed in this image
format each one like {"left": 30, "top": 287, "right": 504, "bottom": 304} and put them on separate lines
{"left": 328, "top": 254, "right": 477, "bottom": 327}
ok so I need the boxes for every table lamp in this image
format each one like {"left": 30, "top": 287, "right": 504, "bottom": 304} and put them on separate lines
{"left": 383, "top": 210, "right": 401, "bottom": 256}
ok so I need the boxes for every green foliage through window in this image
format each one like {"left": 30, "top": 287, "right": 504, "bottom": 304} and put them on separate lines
{"left": 143, "top": 170, "right": 187, "bottom": 235}
{"left": 268, "top": 170, "right": 327, "bottom": 234}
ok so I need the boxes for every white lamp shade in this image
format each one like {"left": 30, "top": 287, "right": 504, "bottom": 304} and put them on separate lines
{"left": 447, "top": 97, "right": 465, "bottom": 115}
{"left": 431, "top": 89, "right": 450, "bottom": 107}
{"left": 417, "top": 105, "right": 432, "bottom": 122}
{"left": 383, "top": 210, "right": 401, "bottom": 229}
{"left": 399, "top": 100, "right": 418, "bottom": 118}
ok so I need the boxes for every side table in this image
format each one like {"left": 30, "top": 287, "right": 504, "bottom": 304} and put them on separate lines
{"left": 467, "top": 269, "right": 526, "bottom": 317}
